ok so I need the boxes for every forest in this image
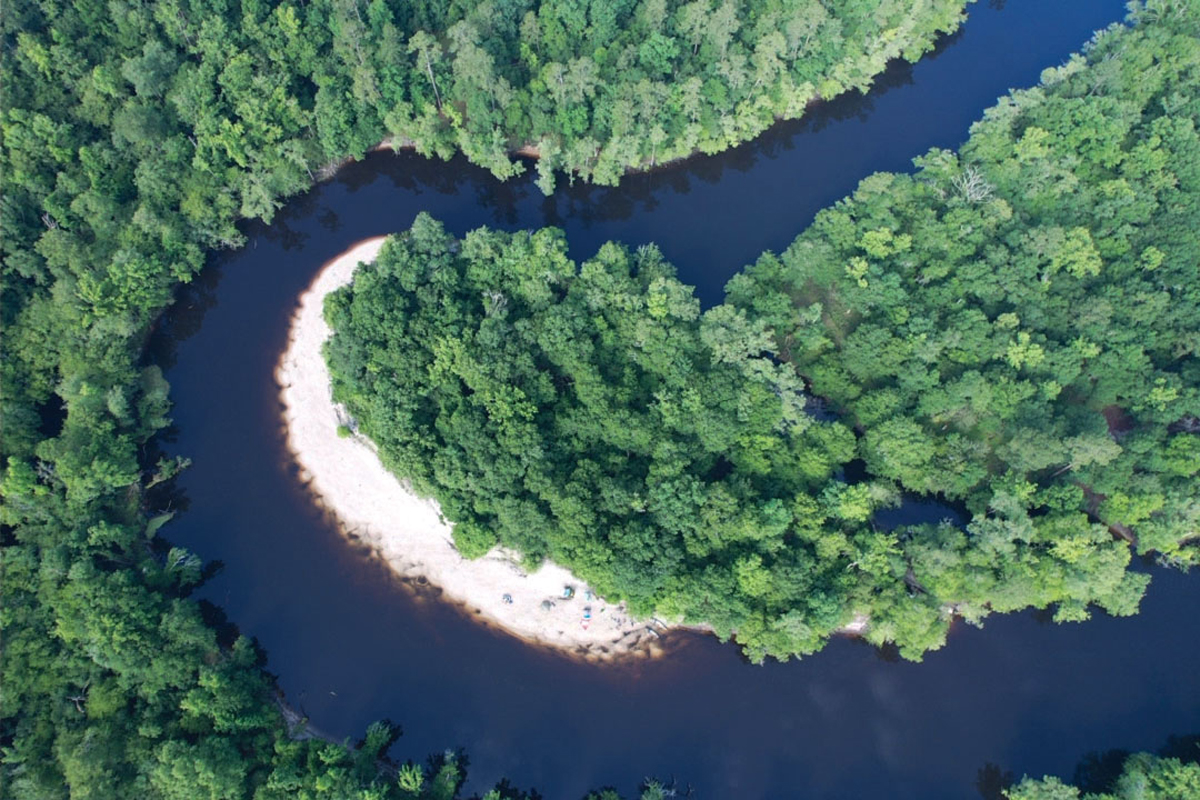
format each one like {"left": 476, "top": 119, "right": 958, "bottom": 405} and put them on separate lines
{"left": 724, "top": 0, "right": 1200, "bottom": 627}
{"left": 1, "top": 0, "right": 1197, "bottom": 797}
{"left": 0, "top": 0, "right": 972, "bottom": 796}
{"left": 326, "top": 4, "right": 1199, "bottom": 664}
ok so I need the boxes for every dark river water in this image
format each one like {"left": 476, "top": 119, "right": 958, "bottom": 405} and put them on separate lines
{"left": 153, "top": 1, "right": 1200, "bottom": 797}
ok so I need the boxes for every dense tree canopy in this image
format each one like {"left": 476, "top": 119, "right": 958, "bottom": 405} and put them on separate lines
{"left": 387, "top": 0, "right": 971, "bottom": 190}
{"left": 328, "top": 3, "right": 1199, "bottom": 665}
{"left": 727, "top": 0, "right": 1200, "bottom": 596}
{"left": 2, "top": 0, "right": 1197, "bottom": 795}
{"left": 0, "top": 0, "right": 975, "bottom": 795}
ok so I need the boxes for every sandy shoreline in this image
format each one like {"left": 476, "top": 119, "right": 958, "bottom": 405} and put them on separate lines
{"left": 276, "top": 237, "right": 667, "bottom": 660}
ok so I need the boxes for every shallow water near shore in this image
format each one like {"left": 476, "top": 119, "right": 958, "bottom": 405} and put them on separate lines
{"left": 151, "top": 0, "right": 1200, "bottom": 796}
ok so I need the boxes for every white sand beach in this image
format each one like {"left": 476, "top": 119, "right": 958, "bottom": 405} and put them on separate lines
{"left": 276, "top": 237, "right": 665, "bottom": 660}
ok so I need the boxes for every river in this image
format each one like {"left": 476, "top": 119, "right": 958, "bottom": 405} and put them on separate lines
{"left": 151, "top": 0, "right": 1200, "bottom": 796}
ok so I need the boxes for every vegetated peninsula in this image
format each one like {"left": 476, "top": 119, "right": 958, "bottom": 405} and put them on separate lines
{"left": 323, "top": 8, "right": 1200, "bottom": 664}
{"left": 320, "top": 222, "right": 877, "bottom": 660}
{"left": 280, "top": 237, "right": 670, "bottom": 658}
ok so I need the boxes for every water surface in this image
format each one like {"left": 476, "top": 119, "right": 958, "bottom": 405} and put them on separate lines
{"left": 154, "top": 1, "right": 1200, "bottom": 797}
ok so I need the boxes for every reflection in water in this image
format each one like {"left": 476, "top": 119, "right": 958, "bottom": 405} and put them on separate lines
{"left": 1071, "top": 748, "right": 1135, "bottom": 795}
{"left": 149, "top": 263, "right": 220, "bottom": 372}
{"left": 147, "top": 2, "right": 1200, "bottom": 799}
{"left": 983, "top": 731, "right": 1200, "bottom": 799}
{"left": 975, "top": 762, "right": 1015, "bottom": 800}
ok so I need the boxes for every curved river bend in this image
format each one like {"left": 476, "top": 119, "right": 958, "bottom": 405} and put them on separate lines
{"left": 153, "top": 1, "right": 1200, "bottom": 797}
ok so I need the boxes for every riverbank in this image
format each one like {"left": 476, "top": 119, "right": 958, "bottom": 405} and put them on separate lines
{"left": 276, "top": 237, "right": 667, "bottom": 660}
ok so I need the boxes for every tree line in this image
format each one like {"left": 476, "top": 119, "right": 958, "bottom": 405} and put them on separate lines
{"left": 327, "top": 217, "right": 883, "bottom": 660}
{"left": 1008, "top": 745, "right": 1200, "bottom": 800}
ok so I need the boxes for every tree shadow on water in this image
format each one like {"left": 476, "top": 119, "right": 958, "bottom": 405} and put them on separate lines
{"left": 976, "top": 762, "right": 1014, "bottom": 800}
{"left": 873, "top": 641, "right": 903, "bottom": 663}
{"left": 1159, "top": 734, "right": 1200, "bottom": 764}
{"left": 980, "top": 732, "right": 1200, "bottom": 799}
{"left": 1071, "top": 748, "right": 1132, "bottom": 795}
